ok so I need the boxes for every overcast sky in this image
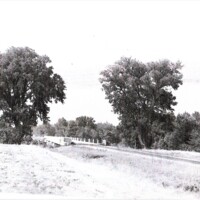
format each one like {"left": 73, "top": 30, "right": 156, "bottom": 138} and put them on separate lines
{"left": 1, "top": 0, "right": 200, "bottom": 125}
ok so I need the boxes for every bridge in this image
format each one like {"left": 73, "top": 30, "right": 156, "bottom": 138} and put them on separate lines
{"left": 43, "top": 136, "right": 106, "bottom": 147}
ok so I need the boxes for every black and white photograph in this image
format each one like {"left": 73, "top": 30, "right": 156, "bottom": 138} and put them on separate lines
{"left": 0, "top": 0, "right": 200, "bottom": 199}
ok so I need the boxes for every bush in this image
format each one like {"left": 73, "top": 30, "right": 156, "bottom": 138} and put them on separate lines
{"left": 22, "top": 135, "right": 33, "bottom": 144}
{"left": 0, "top": 123, "right": 15, "bottom": 144}
{"left": 188, "top": 130, "right": 200, "bottom": 152}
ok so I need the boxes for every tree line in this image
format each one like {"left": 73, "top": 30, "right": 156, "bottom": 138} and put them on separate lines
{"left": 32, "top": 116, "right": 120, "bottom": 145}
{"left": 31, "top": 112, "right": 200, "bottom": 152}
{"left": 0, "top": 47, "right": 200, "bottom": 151}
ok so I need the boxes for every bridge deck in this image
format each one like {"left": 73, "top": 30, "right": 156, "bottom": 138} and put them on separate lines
{"left": 43, "top": 136, "right": 106, "bottom": 146}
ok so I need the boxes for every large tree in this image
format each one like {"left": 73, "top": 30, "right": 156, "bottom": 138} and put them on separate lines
{"left": 0, "top": 47, "right": 66, "bottom": 144}
{"left": 100, "top": 57, "right": 183, "bottom": 148}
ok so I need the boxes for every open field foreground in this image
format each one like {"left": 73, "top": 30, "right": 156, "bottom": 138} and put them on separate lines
{"left": 0, "top": 144, "right": 200, "bottom": 199}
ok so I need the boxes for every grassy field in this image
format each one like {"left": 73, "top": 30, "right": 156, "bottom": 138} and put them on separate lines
{"left": 0, "top": 144, "right": 200, "bottom": 199}
{"left": 54, "top": 145, "right": 200, "bottom": 193}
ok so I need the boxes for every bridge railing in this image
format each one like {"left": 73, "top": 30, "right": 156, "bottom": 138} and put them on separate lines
{"left": 43, "top": 136, "right": 106, "bottom": 146}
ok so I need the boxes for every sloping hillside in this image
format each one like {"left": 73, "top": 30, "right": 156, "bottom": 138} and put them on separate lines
{"left": 0, "top": 144, "right": 200, "bottom": 199}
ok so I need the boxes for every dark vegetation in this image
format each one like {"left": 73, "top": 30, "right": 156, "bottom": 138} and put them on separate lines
{"left": 32, "top": 116, "right": 120, "bottom": 145}
{"left": 32, "top": 111, "right": 200, "bottom": 152}
{"left": 0, "top": 47, "right": 200, "bottom": 152}
{"left": 0, "top": 47, "right": 66, "bottom": 144}
{"left": 99, "top": 57, "right": 200, "bottom": 151}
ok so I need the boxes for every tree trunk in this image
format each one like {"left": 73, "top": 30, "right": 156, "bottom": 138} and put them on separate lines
{"left": 13, "top": 120, "right": 24, "bottom": 144}
{"left": 138, "top": 133, "right": 146, "bottom": 149}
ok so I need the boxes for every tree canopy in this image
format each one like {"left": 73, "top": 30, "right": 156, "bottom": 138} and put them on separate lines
{"left": 100, "top": 57, "right": 183, "bottom": 148}
{"left": 75, "top": 116, "right": 96, "bottom": 129}
{"left": 0, "top": 47, "right": 66, "bottom": 144}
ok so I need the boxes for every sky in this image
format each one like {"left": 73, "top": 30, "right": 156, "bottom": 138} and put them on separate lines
{"left": 0, "top": 0, "right": 200, "bottom": 125}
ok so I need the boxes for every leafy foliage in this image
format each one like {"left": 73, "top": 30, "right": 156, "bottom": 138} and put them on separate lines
{"left": 97, "top": 122, "right": 120, "bottom": 145}
{"left": 0, "top": 47, "right": 66, "bottom": 144}
{"left": 154, "top": 112, "right": 200, "bottom": 151}
{"left": 76, "top": 116, "right": 97, "bottom": 130}
{"left": 33, "top": 116, "right": 119, "bottom": 145}
{"left": 100, "top": 57, "right": 183, "bottom": 148}
{"left": 54, "top": 117, "right": 68, "bottom": 136}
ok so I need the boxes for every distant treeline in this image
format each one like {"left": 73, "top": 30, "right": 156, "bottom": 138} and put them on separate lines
{"left": 32, "top": 112, "right": 200, "bottom": 152}
{"left": 32, "top": 116, "right": 120, "bottom": 145}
